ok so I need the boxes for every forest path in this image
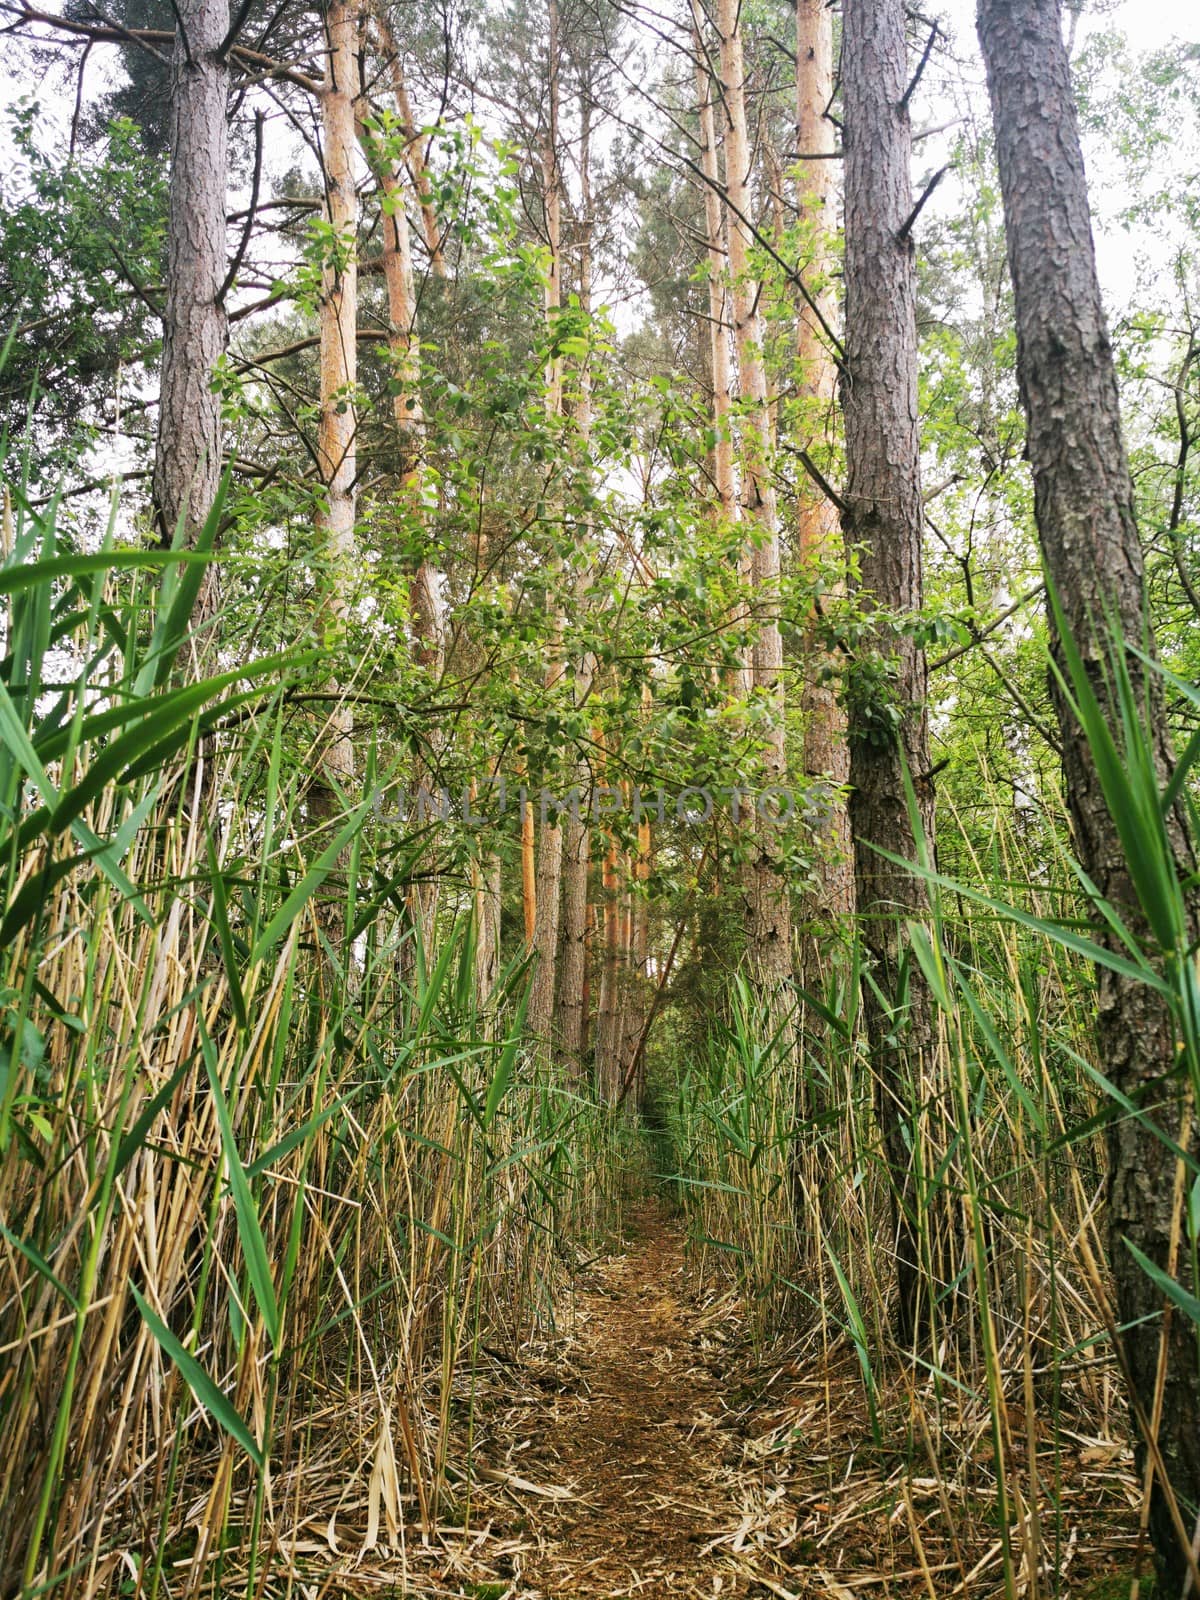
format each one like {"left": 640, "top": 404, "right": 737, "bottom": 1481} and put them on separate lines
{"left": 503, "top": 1199, "right": 759, "bottom": 1598}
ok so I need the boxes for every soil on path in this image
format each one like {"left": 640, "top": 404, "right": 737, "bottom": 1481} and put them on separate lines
{"left": 507, "top": 1200, "right": 753, "bottom": 1598}
{"left": 410, "top": 1198, "right": 1142, "bottom": 1599}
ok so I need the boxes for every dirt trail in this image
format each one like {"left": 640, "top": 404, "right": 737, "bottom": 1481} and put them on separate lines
{"left": 455, "top": 1198, "right": 1144, "bottom": 1600}
{"left": 509, "top": 1201, "right": 752, "bottom": 1598}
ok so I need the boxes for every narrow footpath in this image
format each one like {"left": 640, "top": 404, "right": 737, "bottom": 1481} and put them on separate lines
{"left": 501, "top": 1202, "right": 757, "bottom": 1597}
{"left": 348, "top": 1199, "right": 1144, "bottom": 1598}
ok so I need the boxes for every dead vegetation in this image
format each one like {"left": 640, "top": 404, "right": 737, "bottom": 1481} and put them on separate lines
{"left": 244, "top": 1201, "right": 1140, "bottom": 1600}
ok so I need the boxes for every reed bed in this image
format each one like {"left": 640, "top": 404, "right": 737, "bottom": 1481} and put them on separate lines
{"left": 3, "top": 467, "right": 1194, "bottom": 1600}
{"left": 657, "top": 786, "right": 1153, "bottom": 1596}
{"left": 0, "top": 485, "right": 634, "bottom": 1598}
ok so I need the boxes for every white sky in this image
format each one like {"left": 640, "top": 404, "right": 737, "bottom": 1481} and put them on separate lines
{"left": 946, "top": 0, "right": 1197, "bottom": 51}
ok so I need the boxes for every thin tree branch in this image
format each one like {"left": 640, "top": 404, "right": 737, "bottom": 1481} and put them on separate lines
{"left": 218, "top": 0, "right": 256, "bottom": 58}
{"left": 218, "top": 110, "right": 263, "bottom": 303}
{"left": 161, "top": 0, "right": 191, "bottom": 64}
{"left": 1, "top": 3, "right": 323, "bottom": 90}
{"left": 784, "top": 445, "right": 848, "bottom": 515}
{"left": 68, "top": 37, "right": 92, "bottom": 156}
{"left": 899, "top": 19, "right": 939, "bottom": 115}
{"left": 1167, "top": 339, "right": 1200, "bottom": 617}
{"left": 897, "top": 163, "right": 948, "bottom": 243}
{"left": 929, "top": 582, "right": 1045, "bottom": 670}
{"left": 106, "top": 240, "right": 163, "bottom": 317}
{"left": 233, "top": 328, "right": 387, "bottom": 373}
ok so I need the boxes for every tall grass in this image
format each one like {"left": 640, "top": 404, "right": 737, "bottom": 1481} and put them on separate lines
{"left": 7, "top": 457, "right": 1192, "bottom": 1599}
{"left": 657, "top": 768, "right": 1149, "bottom": 1594}
{"left": 0, "top": 481, "right": 633, "bottom": 1597}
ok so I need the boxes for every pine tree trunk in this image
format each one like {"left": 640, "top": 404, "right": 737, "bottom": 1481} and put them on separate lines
{"left": 520, "top": 767, "right": 537, "bottom": 946}
{"left": 630, "top": 791, "right": 652, "bottom": 1110}
{"left": 526, "top": 0, "right": 566, "bottom": 1046}
{"left": 557, "top": 792, "right": 592, "bottom": 1072}
{"left": 595, "top": 729, "right": 622, "bottom": 1100}
{"left": 978, "top": 0, "right": 1200, "bottom": 1580}
{"left": 795, "top": 0, "right": 853, "bottom": 966}
{"left": 841, "top": 0, "right": 937, "bottom": 1345}
{"left": 371, "top": 3, "right": 446, "bottom": 277}
{"left": 691, "top": 0, "right": 736, "bottom": 525}
{"left": 310, "top": 0, "right": 360, "bottom": 925}
{"left": 474, "top": 840, "right": 502, "bottom": 1004}
{"left": 360, "top": 102, "right": 444, "bottom": 977}
{"left": 554, "top": 104, "right": 597, "bottom": 1078}
{"left": 715, "top": 0, "right": 794, "bottom": 999}
{"left": 152, "top": 0, "right": 229, "bottom": 631}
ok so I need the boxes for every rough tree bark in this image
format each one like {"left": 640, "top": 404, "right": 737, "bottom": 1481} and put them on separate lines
{"left": 841, "top": 0, "right": 937, "bottom": 1344}
{"left": 556, "top": 89, "right": 599, "bottom": 1077}
{"left": 795, "top": 0, "right": 854, "bottom": 958}
{"left": 371, "top": 2, "right": 445, "bottom": 275}
{"left": 715, "top": 0, "right": 794, "bottom": 999}
{"left": 629, "top": 718, "right": 653, "bottom": 1110}
{"left": 978, "top": 0, "right": 1200, "bottom": 1581}
{"left": 152, "top": 0, "right": 229, "bottom": 632}
{"left": 556, "top": 685, "right": 593, "bottom": 1073}
{"left": 595, "top": 726, "right": 624, "bottom": 1101}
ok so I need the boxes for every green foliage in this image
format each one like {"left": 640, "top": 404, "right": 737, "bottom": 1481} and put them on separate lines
{"left": 0, "top": 471, "right": 640, "bottom": 1592}
{"left": 0, "top": 106, "right": 167, "bottom": 470}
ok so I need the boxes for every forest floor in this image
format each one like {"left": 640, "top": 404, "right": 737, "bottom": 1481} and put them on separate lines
{"left": 300, "top": 1198, "right": 1146, "bottom": 1598}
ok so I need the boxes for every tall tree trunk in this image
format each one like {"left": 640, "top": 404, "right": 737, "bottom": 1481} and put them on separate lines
{"left": 691, "top": 0, "right": 736, "bottom": 526}
{"left": 978, "top": 0, "right": 1200, "bottom": 1581}
{"left": 580, "top": 902, "right": 595, "bottom": 1062}
{"left": 557, "top": 772, "right": 592, "bottom": 1073}
{"left": 630, "top": 757, "right": 653, "bottom": 1110}
{"left": 310, "top": 0, "right": 360, "bottom": 888}
{"left": 360, "top": 101, "right": 445, "bottom": 981}
{"left": 474, "top": 835, "right": 502, "bottom": 1003}
{"left": 715, "top": 0, "right": 794, "bottom": 999}
{"left": 152, "top": 0, "right": 229, "bottom": 632}
{"left": 595, "top": 727, "right": 623, "bottom": 1101}
{"left": 520, "top": 759, "right": 537, "bottom": 946}
{"left": 527, "top": 0, "right": 567, "bottom": 1046}
{"left": 555, "top": 94, "right": 597, "bottom": 1076}
{"left": 791, "top": 0, "right": 852, "bottom": 1269}
{"left": 841, "top": 0, "right": 937, "bottom": 1344}
{"left": 795, "top": 0, "right": 853, "bottom": 961}
{"left": 371, "top": 3, "right": 446, "bottom": 276}
{"left": 367, "top": 6, "right": 452, "bottom": 978}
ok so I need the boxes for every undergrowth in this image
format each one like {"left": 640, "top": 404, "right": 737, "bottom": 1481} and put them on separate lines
{"left": 0, "top": 482, "right": 638, "bottom": 1596}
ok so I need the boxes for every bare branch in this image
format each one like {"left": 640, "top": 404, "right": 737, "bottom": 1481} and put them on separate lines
{"left": 218, "top": 110, "right": 264, "bottom": 303}
{"left": 897, "top": 163, "right": 949, "bottom": 243}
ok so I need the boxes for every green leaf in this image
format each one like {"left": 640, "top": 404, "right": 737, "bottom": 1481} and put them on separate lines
{"left": 207, "top": 834, "right": 248, "bottom": 1032}
{"left": 0, "top": 674, "right": 151, "bottom": 921}
{"left": 948, "top": 956, "right": 1046, "bottom": 1134}
{"left": 1124, "top": 1239, "right": 1200, "bottom": 1327}
{"left": 0, "top": 1220, "right": 78, "bottom": 1307}
{"left": 0, "top": 549, "right": 214, "bottom": 599}
{"left": 200, "top": 1025, "right": 280, "bottom": 1344}
{"left": 483, "top": 987, "right": 530, "bottom": 1129}
{"left": 130, "top": 1284, "right": 264, "bottom": 1467}
{"left": 906, "top": 921, "right": 952, "bottom": 1012}
{"left": 139, "top": 473, "right": 226, "bottom": 692}
{"left": 113, "top": 1055, "right": 197, "bottom": 1181}
{"left": 244, "top": 1092, "right": 357, "bottom": 1178}
{"left": 250, "top": 794, "right": 377, "bottom": 965}
{"left": 871, "top": 844, "right": 1168, "bottom": 995}
{"left": 47, "top": 654, "right": 301, "bottom": 840}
